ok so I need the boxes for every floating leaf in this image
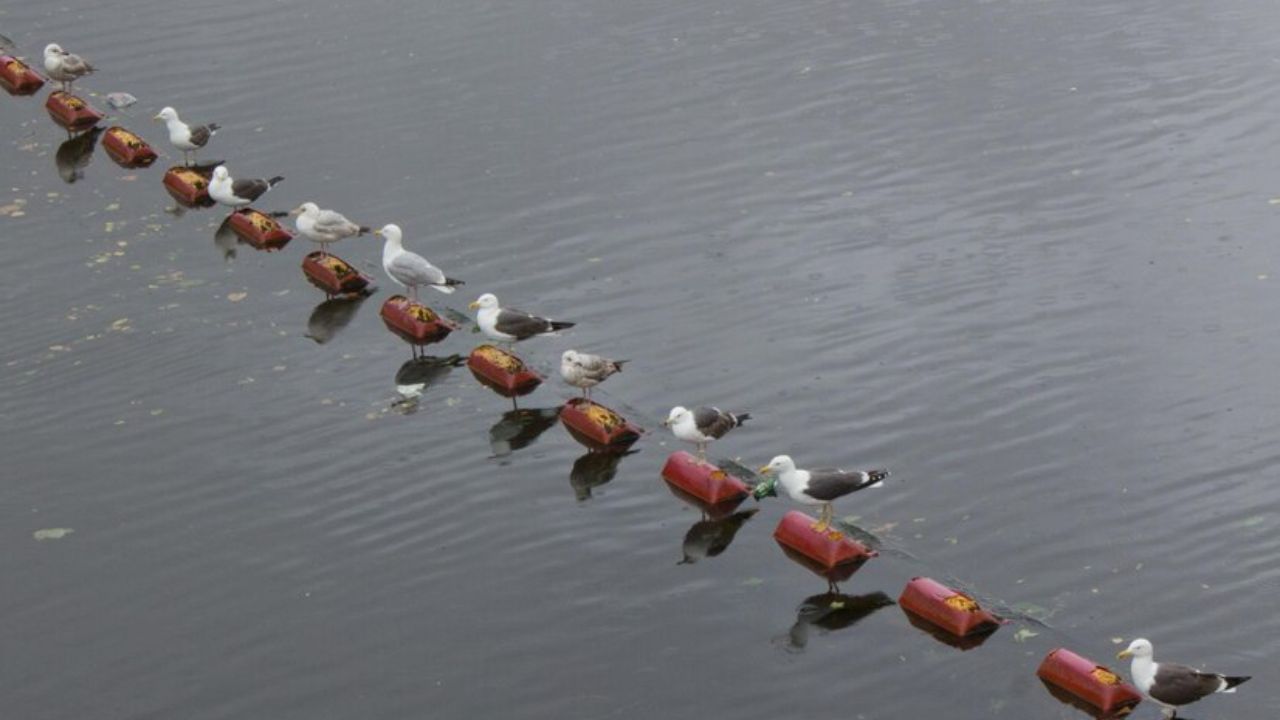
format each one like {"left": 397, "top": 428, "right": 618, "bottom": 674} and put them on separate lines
{"left": 1012, "top": 627, "right": 1039, "bottom": 643}
{"left": 33, "top": 528, "right": 74, "bottom": 541}
{"left": 227, "top": 292, "right": 247, "bottom": 302}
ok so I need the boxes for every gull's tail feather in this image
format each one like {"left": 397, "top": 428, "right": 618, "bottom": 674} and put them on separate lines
{"left": 549, "top": 321, "right": 575, "bottom": 332}
{"left": 267, "top": 176, "right": 285, "bottom": 188}
{"left": 1220, "top": 675, "right": 1251, "bottom": 693}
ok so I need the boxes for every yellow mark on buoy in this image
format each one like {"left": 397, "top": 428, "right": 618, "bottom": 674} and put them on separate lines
{"left": 944, "top": 594, "right": 980, "bottom": 612}
{"left": 1090, "top": 667, "right": 1120, "bottom": 685}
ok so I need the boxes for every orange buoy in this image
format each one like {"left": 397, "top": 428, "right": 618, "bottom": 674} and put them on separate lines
{"left": 228, "top": 208, "right": 293, "bottom": 251}
{"left": 381, "top": 296, "right": 458, "bottom": 347}
{"left": 44, "top": 91, "right": 103, "bottom": 131}
{"left": 102, "top": 126, "right": 158, "bottom": 168}
{"left": 898, "top": 577, "right": 1002, "bottom": 640}
{"left": 467, "top": 345, "right": 542, "bottom": 397}
{"left": 1037, "top": 648, "right": 1143, "bottom": 717}
{"left": 660, "top": 451, "right": 750, "bottom": 508}
{"left": 162, "top": 166, "right": 215, "bottom": 208}
{"left": 773, "top": 510, "right": 877, "bottom": 572}
{"left": 0, "top": 55, "right": 45, "bottom": 95}
{"left": 559, "top": 398, "right": 641, "bottom": 451}
{"left": 300, "top": 251, "right": 373, "bottom": 296}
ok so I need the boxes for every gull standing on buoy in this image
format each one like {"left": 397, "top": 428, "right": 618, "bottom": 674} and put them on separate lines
{"left": 153, "top": 106, "right": 219, "bottom": 166}
{"left": 560, "top": 350, "right": 626, "bottom": 398}
{"left": 208, "top": 165, "right": 284, "bottom": 209}
{"left": 43, "top": 43, "right": 95, "bottom": 92}
{"left": 757, "top": 454, "right": 888, "bottom": 532}
{"left": 376, "top": 223, "right": 463, "bottom": 299}
{"left": 662, "top": 406, "right": 750, "bottom": 460}
{"left": 291, "top": 202, "right": 369, "bottom": 257}
{"left": 1117, "top": 638, "right": 1250, "bottom": 719}
{"left": 469, "top": 293, "right": 574, "bottom": 345}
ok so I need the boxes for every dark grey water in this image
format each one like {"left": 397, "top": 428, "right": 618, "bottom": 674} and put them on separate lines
{"left": 3, "top": 1, "right": 1279, "bottom": 718}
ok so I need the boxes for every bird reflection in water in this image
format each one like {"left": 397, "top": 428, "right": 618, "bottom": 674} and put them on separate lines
{"left": 391, "top": 355, "right": 465, "bottom": 413}
{"left": 780, "top": 591, "right": 895, "bottom": 652}
{"left": 54, "top": 126, "right": 104, "bottom": 183}
{"left": 569, "top": 449, "right": 636, "bottom": 501}
{"left": 489, "top": 407, "right": 562, "bottom": 458}
{"left": 212, "top": 214, "right": 238, "bottom": 260}
{"left": 306, "top": 294, "right": 372, "bottom": 344}
{"left": 678, "top": 507, "right": 759, "bottom": 564}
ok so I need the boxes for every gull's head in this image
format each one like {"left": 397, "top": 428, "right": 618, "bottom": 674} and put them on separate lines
{"left": 211, "top": 165, "right": 229, "bottom": 182}
{"left": 1117, "top": 638, "right": 1153, "bottom": 661}
{"left": 291, "top": 201, "right": 319, "bottom": 217}
{"left": 45, "top": 44, "right": 63, "bottom": 58}
{"left": 469, "top": 293, "right": 498, "bottom": 311}
{"left": 662, "top": 406, "right": 690, "bottom": 428}
{"left": 373, "top": 223, "right": 401, "bottom": 243}
{"left": 154, "top": 106, "right": 177, "bottom": 123}
{"left": 562, "top": 350, "right": 580, "bottom": 366}
{"left": 758, "top": 455, "right": 795, "bottom": 476}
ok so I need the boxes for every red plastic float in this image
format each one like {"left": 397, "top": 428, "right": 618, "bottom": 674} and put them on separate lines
{"left": 560, "top": 398, "right": 641, "bottom": 451}
{"left": 467, "top": 345, "right": 542, "bottom": 397}
{"left": 660, "top": 451, "right": 750, "bottom": 507}
{"left": 898, "top": 577, "right": 1002, "bottom": 639}
{"left": 228, "top": 208, "right": 293, "bottom": 251}
{"left": 301, "top": 251, "right": 373, "bottom": 296}
{"left": 102, "top": 126, "right": 158, "bottom": 168}
{"left": 45, "top": 91, "right": 103, "bottom": 131}
{"left": 381, "top": 296, "right": 458, "bottom": 347}
{"left": 773, "top": 510, "right": 877, "bottom": 572}
{"left": 162, "top": 166, "right": 214, "bottom": 207}
{"left": 1037, "top": 648, "right": 1143, "bottom": 718}
{"left": 0, "top": 55, "right": 45, "bottom": 95}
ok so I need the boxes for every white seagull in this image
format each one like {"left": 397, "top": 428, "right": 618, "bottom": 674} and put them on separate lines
{"left": 469, "top": 293, "right": 574, "bottom": 345}
{"left": 153, "top": 107, "right": 219, "bottom": 166}
{"left": 757, "top": 454, "right": 888, "bottom": 532}
{"left": 662, "top": 406, "right": 750, "bottom": 460}
{"left": 43, "top": 43, "right": 95, "bottom": 92}
{"left": 1117, "top": 638, "right": 1250, "bottom": 719}
{"left": 291, "top": 202, "right": 369, "bottom": 256}
{"left": 560, "top": 350, "right": 626, "bottom": 397}
{"left": 376, "top": 223, "right": 463, "bottom": 299}
{"left": 208, "top": 165, "right": 284, "bottom": 209}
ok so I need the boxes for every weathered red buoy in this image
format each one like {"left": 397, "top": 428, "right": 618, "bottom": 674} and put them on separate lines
{"left": 560, "top": 398, "right": 641, "bottom": 451}
{"left": 381, "top": 296, "right": 458, "bottom": 347}
{"left": 773, "top": 510, "right": 877, "bottom": 572}
{"left": 102, "top": 126, "right": 158, "bottom": 168}
{"left": 44, "top": 91, "right": 103, "bottom": 131}
{"left": 1037, "top": 648, "right": 1143, "bottom": 717}
{"left": 228, "top": 208, "right": 293, "bottom": 251}
{"left": 0, "top": 55, "right": 45, "bottom": 95}
{"left": 467, "top": 345, "right": 543, "bottom": 397}
{"left": 301, "top": 251, "right": 373, "bottom": 296}
{"left": 660, "top": 451, "right": 750, "bottom": 508}
{"left": 898, "top": 577, "right": 1002, "bottom": 640}
{"left": 162, "top": 166, "right": 215, "bottom": 208}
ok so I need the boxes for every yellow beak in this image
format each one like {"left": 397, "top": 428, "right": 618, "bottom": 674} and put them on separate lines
{"left": 152, "top": 114, "right": 162, "bottom": 121}
{"left": 372, "top": 228, "right": 383, "bottom": 237}
{"left": 1116, "top": 649, "right": 1132, "bottom": 660}
{"left": 757, "top": 466, "right": 771, "bottom": 474}
{"left": 467, "top": 301, "right": 480, "bottom": 309}
{"left": 288, "top": 206, "right": 303, "bottom": 216}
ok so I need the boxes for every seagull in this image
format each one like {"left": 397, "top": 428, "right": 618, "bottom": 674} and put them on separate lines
{"left": 1117, "top": 638, "right": 1250, "bottom": 719}
{"left": 662, "top": 406, "right": 750, "bottom": 460}
{"left": 469, "top": 293, "right": 574, "bottom": 345}
{"left": 43, "top": 43, "right": 94, "bottom": 92}
{"left": 757, "top": 454, "right": 888, "bottom": 532}
{"left": 208, "top": 165, "right": 284, "bottom": 209}
{"left": 291, "top": 202, "right": 369, "bottom": 257}
{"left": 153, "top": 107, "right": 219, "bottom": 166}
{"left": 560, "top": 350, "right": 626, "bottom": 397}
{"left": 375, "top": 223, "right": 463, "bottom": 299}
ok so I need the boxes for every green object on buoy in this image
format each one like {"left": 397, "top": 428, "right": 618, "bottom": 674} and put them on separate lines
{"left": 752, "top": 476, "right": 777, "bottom": 500}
